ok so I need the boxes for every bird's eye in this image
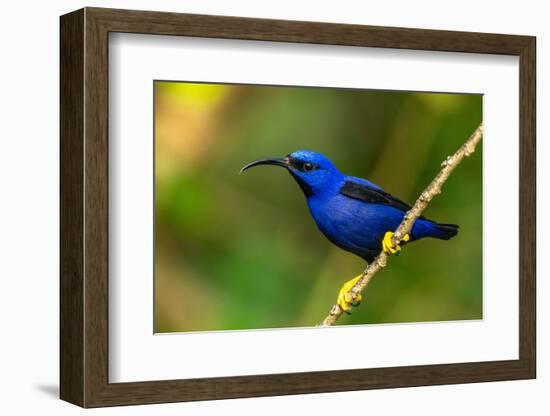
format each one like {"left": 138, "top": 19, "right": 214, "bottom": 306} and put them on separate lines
{"left": 303, "top": 162, "right": 314, "bottom": 172}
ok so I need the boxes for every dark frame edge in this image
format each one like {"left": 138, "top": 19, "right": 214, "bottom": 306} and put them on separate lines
{"left": 518, "top": 36, "right": 536, "bottom": 379}
{"left": 83, "top": 6, "right": 533, "bottom": 54}
{"left": 60, "top": 8, "right": 86, "bottom": 407}
{"left": 87, "top": 360, "right": 532, "bottom": 408}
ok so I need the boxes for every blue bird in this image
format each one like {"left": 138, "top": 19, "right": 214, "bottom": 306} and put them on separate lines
{"left": 241, "top": 150, "right": 458, "bottom": 312}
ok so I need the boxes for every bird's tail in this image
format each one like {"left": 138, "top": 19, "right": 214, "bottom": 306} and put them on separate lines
{"left": 433, "top": 223, "right": 459, "bottom": 240}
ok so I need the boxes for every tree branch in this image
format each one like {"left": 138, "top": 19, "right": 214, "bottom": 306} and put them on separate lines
{"left": 321, "top": 124, "right": 483, "bottom": 327}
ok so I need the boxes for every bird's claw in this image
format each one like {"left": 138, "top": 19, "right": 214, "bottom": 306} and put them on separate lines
{"left": 337, "top": 274, "right": 363, "bottom": 314}
{"left": 382, "top": 231, "right": 409, "bottom": 255}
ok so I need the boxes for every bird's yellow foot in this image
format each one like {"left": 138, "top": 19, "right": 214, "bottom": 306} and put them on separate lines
{"left": 382, "top": 231, "right": 410, "bottom": 255}
{"left": 337, "top": 274, "right": 363, "bottom": 314}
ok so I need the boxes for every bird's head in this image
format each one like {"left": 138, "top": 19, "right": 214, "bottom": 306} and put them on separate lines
{"left": 240, "top": 150, "right": 343, "bottom": 197}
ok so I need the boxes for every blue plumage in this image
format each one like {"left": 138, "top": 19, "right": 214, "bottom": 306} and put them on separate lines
{"left": 241, "top": 149, "right": 458, "bottom": 262}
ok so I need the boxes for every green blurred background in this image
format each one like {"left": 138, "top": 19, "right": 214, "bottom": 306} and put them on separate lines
{"left": 154, "top": 81, "right": 482, "bottom": 333}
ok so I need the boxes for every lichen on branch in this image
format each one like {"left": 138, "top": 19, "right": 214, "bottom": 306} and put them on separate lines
{"left": 321, "top": 124, "right": 484, "bottom": 327}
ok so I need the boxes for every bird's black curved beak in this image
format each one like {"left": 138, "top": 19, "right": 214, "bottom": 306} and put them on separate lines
{"left": 240, "top": 157, "right": 288, "bottom": 174}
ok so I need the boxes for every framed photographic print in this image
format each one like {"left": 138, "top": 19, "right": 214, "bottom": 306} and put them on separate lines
{"left": 60, "top": 7, "right": 536, "bottom": 407}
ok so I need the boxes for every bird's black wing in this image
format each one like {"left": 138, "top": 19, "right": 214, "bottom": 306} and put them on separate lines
{"left": 339, "top": 180, "right": 421, "bottom": 215}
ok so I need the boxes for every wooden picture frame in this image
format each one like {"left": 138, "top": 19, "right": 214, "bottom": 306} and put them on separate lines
{"left": 60, "top": 7, "right": 536, "bottom": 407}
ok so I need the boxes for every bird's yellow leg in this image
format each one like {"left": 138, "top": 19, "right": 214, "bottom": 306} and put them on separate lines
{"left": 336, "top": 232, "right": 410, "bottom": 314}
{"left": 337, "top": 274, "right": 363, "bottom": 314}
{"left": 382, "top": 231, "right": 410, "bottom": 255}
